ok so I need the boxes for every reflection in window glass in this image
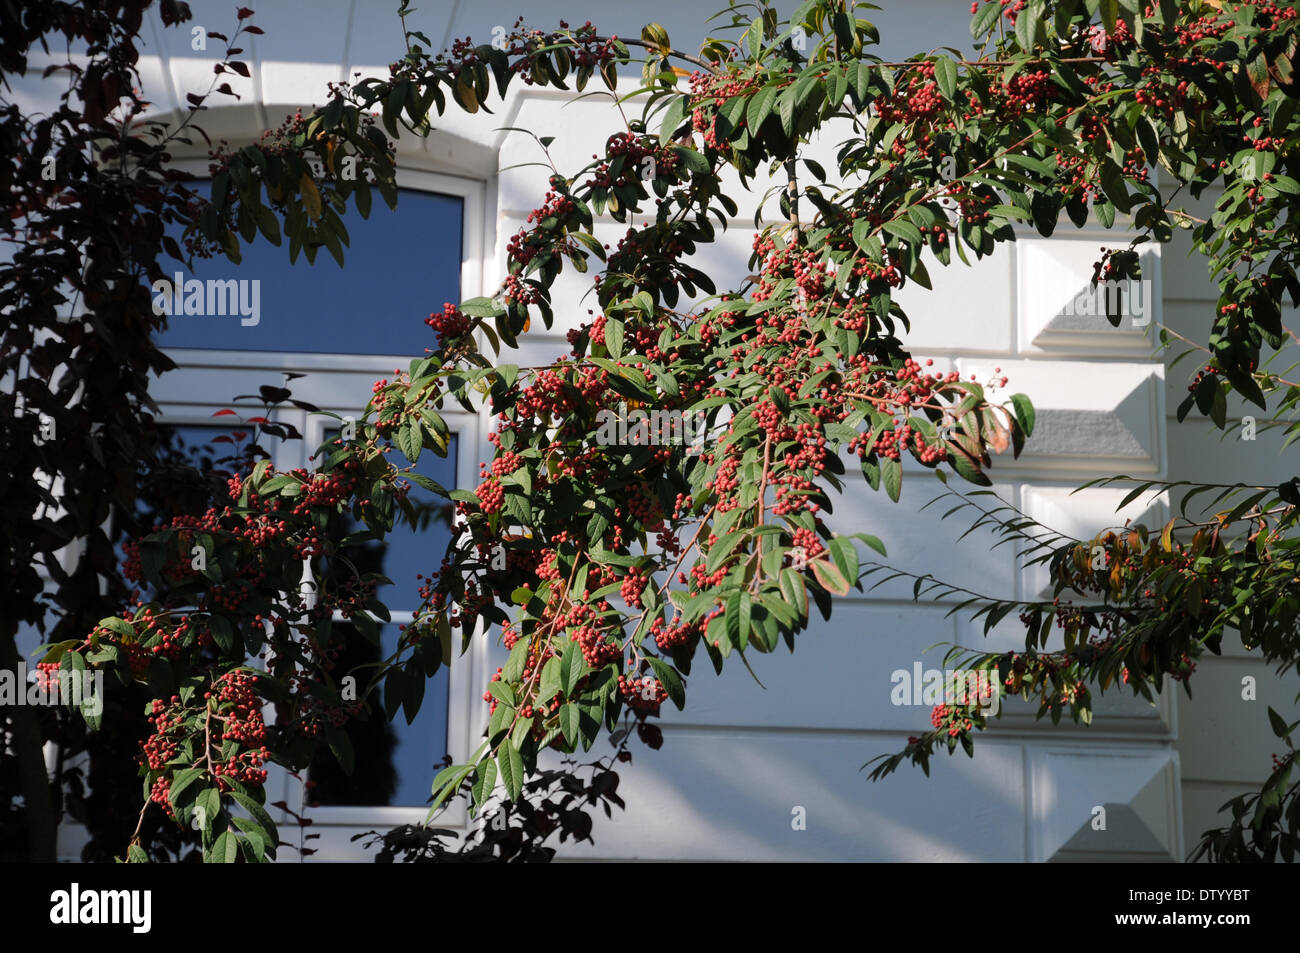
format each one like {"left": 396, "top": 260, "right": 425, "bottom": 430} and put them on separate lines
{"left": 306, "top": 624, "right": 451, "bottom": 808}
{"left": 156, "top": 189, "right": 463, "bottom": 356}
{"left": 126, "top": 423, "right": 242, "bottom": 599}
{"left": 316, "top": 430, "right": 460, "bottom": 608}
{"left": 308, "top": 429, "right": 458, "bottom": 807}
{"left": 149, "top": 423, "right": 458, "bottom": 807}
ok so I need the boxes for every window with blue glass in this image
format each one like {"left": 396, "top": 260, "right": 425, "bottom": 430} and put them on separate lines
{"left": 152, "top": 167, "right": 466, "bottom": 804}
{"left": 155, "top": 189, "right": 463, "bottom": 356}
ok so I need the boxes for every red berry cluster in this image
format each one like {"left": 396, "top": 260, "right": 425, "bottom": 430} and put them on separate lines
{"left": 475, "top": 477, "right": 505, "bottom": 514}
{"left": 620, "top": 567, "right": 647, "bottom": 609}
{"left": 591, "top": 133, "right": 679, "bottom": 188}
{"left": 930, "top": 703, "right": 975, "bottom": 737}
{"left": 649, "top": 614, "right": 702, "bottom": 652}
{"left": 618, "top": 673, "right": 667, "bottom": 713}
{"left": 206, "top": 671, "right": 270, "bottom": 788}
{"left": 425, "top": 301, "right": 471, "bottom": 347}
{"left": 688, "top": 70, "right": 760, "bottom": 150}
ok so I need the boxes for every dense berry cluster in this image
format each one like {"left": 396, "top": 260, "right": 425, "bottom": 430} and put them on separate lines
{"left": 426, "top": 302, "right": 471, "bottom": 346}
{"left": 689, "top": 70, "right": 760, "bottom": 149}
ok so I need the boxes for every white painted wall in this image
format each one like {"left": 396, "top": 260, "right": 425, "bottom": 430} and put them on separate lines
{"left": 15, "top": 0, "right": 1293, "bottom": 861}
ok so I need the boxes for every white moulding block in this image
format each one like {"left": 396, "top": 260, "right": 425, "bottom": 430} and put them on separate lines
{"left": 1017, "top": 237, "right": 1162, "bottom": 356}
{"left": 661, "top": 603, "right": 961, "bottom": 732}
{"left": 824, "top": 478, "right": 1017, "bottom": 602}
{"left": 895, "top": 244, "right": 1014, "bottom": 354}
{"left": 257, "top": 62, "right": 345, "bottom": 114}
{"left": 541, "top": 731, "right": 1027, "bottom": 861}
{"left": 1176, "top": 657, "right": 1297, "bottom": 783}
{"left": 956, "top": 359, "right": 1166, "bottom": 477}
{"left": 1028, "top": 745, "right": 1182, "bottom": 861}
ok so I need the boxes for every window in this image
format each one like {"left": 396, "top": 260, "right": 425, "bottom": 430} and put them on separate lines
{"left": 151, "top": 164, "right": 493, "bottom": 858}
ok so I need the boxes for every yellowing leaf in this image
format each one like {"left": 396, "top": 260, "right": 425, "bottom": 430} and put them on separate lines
{"left": 456, "top": 71, "right": 478, "bottom": 113}
{"left": 300, "top": 173, "right": 322, "bottom": 221}
{"left": 811, "top": 556, "right": 851, "bottom": 596}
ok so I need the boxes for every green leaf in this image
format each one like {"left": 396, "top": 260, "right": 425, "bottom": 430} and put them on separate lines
{"left": 672, "top": 144, "right": 710, "bottom": 176}
{"left": 933, "top": 56, "right": 957, "bottom": 101}
{"left": 194, "top": 787, "right": 221, "bottom": 837}
{"left": 459, "top": 296, "right": 502, "bottom": 318}
{"left": 882, "top": 456, "right": 902, "bottom": 502}
{"left": 828, "top": 537, "right": 860, "bottom": 587}
{"left": 811, "top": 557, "right": 852, "bottom": 596}
{"left": 725, "top": 589, "right": 752, "bottom": 650}
{"left": 560, "top": 702, "right": 581, "bottom": 746}
{"left": 168, "top": 768, "right": 204, "bottom": 810}
{"left": 1009, "top": 393, "right": 1035, "bottom": 437}
{"left": 745, "top": 19, "right": 763, "bottom": 59}
{"left": 231, "top": 818, "right": 267, "bottom": 861}
{"left": 327, "top": 727, "right": 355, "bottom": 774}
{"left": 229, "top": 789, "right": 278, "bottom": 847}
{"left": 647, "top": 657, "right": 686, "bottom": 710}
{"left": 426, "top": 760, "right": 476, "bottom": 822}
{"left": 1100, "top": 0, "right": 1118, "bottom": 34}
{"left": 396, "top": 418, "right": 421, "bottom": 464}
{"left": 658, "top": 96, "right": 688, "bottom": 145}
{"left": 502, "top": 638, "right": 530, "bottom": 683}
{"left": 971, "top": 0, "right": 1002, "bottom": 37}
{"left": 948, "top": 443, "right": 992, "bottom": 486}
{"left": 537, "top": 656, "right": 562, "bottom": 705}
{"left": 1015, "top": 5, "right": 1035, "bottom": 50}
{"left": 98, "top": 616, "right": 136, "bottom": 639}
{"left": 883, "top": 219, "right": 924, "bottom": 248}
{"left": 559, "top": 638, "right": 587, "bottom": 695}
{"left": 779, "top": 86, "right": 797, "bottom": 135}
{"left": 747, "top": 83, "right": 781, "bottom": 132}
{"left": 487, "top": 680, "right": 516, "bottom": 708}
{"left": 1268, "top": 706, "right": 1290, "bottom": 739}
{"left": 780, "top": 568, "right": 808, "bottom": 618}
{"left": 605, "top": 315, "right": 625, "bottom": 359}
{"left": 497, "top": 741, "right": 525, "bottom": 801}
{"left": 209, "top": 831, "right": 240, "bottom": 864}
{"left": 471, "top": 757, "right": 497, "bottom": 809}
{"left": 853, "top": 532, "right": 887, "bottom": 557}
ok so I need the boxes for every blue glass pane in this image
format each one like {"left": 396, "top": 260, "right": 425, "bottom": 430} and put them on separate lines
{"left": 382, "top": 622, "right": 451, "bottom": 807}
{"left": 156, "top": 189, "right": 462, "bottom": 356}
{"left": 164, "top": 424, "right": 244, "bottom": 468}
{"left": 307, "top": 623, "right": 450, "bottom": 808}
{"left": 321, "top": 429, "right": 459, "bottom": 608}
{"left": 125, "top": 423, "right": 241, "bottom": 599}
